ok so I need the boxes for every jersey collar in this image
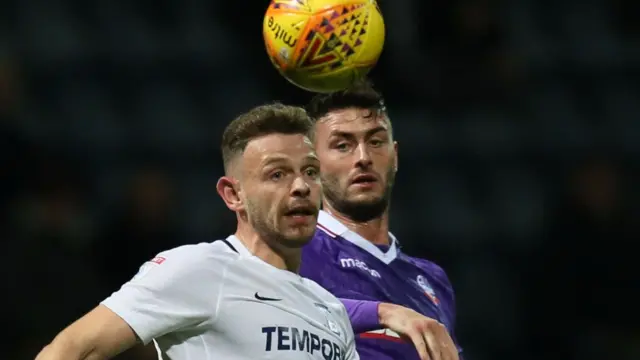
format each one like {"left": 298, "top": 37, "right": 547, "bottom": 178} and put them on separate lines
{"left": 225, "top": 235, "right": 253, "bottom": 256}
{"left": 317, "top": 210, "right": 398, "bottom": 264}
{"left": 225, "top": 235, "right": 305, "bottom": 282}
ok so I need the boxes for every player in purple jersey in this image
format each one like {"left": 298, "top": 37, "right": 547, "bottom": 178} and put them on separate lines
{"left": 300, "top": 80, "right": 463, "bottom": 360}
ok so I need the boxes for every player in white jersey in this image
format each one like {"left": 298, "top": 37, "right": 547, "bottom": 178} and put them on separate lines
{"left": 35, "top": 104, "right": 359, "bottom": 360}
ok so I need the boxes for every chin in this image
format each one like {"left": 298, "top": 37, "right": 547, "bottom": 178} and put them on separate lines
{"left": 279, "top": 236, "right": 312, "bottom": 249}
{"left": 348, "top": 194, "right": 384, "bottom": 205}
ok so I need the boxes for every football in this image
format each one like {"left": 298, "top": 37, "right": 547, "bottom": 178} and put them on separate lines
{"left": 263, "top": 0, "right": 385, "bottom": 93}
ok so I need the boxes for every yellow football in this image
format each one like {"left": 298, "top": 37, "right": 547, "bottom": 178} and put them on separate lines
{"left": 263, "top": 0, "right": 385, "bottom": 93}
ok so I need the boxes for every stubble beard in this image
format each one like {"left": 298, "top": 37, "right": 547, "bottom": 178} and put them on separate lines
{"left": 245, "top": 199, "right": 312, "bottom": 249}
{"left": 321, "top": 167, "right": 395, "bottom": 223}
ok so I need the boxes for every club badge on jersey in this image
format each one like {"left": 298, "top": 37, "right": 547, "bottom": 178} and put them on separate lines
{"left": 315, "top": 303, "right": 341, "bottom": 336}
{"left": 416, "top": 275, "right": 440, "bottom": 306}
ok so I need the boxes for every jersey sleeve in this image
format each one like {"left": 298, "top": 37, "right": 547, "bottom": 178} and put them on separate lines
{"left": 343, "top": 311, "right": 361, "bottom": 360}
{"left": 331, "top": 298, "right": 360, "bottom": 360}
{"left": 101, "top": 243, "right": 233, "bottom": 344}
{"left": 339, "top": 298, "right": 381, "bottom": 333}
{"left": 345, "top": 338, "right": 360, "bottom": 360}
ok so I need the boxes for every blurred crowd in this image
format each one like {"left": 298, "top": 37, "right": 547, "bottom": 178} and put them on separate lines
{"left": 2, "top": 0, "right": 638, "bottom": 359}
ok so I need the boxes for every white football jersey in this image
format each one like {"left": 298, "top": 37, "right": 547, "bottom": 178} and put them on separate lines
{"left": 102, "top": 235, "right": 359, "bottom": 360}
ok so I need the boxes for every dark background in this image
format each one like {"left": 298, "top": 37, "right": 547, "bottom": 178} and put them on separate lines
{"left": 3, "top": 0, "right": 638, "bottom": 359}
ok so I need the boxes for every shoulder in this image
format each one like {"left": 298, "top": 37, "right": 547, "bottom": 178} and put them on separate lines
{"left": 161, "top": 241, "right": 238, "bottom": 263}
{"left": 406, "top": 255, "right": 450, "bottom": 279}
{"left": 310, "top": 227, "right": 339, "bottom": 248}
{"left": 406, "top": 255, "right": 454, "bottom": 291}
{"left": 305, "top": 211, "right": 352, "bottom": 255}
{"left": 416, "top": 257, "right": 450, "bottom": 279}
{"left": 299, "top": 230, "right": 345, "bottom": 277}
{"left": 133, "top": 241, "right": 239, "bottom": 281}
{"left": 303, "top": 228, "right": 343, "bottom": 256}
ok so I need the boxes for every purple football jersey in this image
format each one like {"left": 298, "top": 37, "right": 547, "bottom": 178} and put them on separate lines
{"left": 300, "top": 211, "right": 463, "bottom": 360}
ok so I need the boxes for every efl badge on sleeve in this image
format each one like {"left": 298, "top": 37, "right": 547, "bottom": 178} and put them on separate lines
{"left": 133, "top": 256, "right": 165, "bottom": 280}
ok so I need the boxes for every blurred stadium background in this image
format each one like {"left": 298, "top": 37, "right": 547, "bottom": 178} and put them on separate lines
{"left": 3, "top": 0, "right": 638, "bottom": 359}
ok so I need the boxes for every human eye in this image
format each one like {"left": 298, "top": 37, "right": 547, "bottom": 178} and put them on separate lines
{"left": 334, "top": 142, "right": 351, "bottom": 152}
{"left": 270, "top": 170, "right": 285, "bottom": 181}
{"left": 369, "top": 139, "right": 384, "bottom": 147}
{"left": 304, "top": 167, "right": 319, "bottom": 179}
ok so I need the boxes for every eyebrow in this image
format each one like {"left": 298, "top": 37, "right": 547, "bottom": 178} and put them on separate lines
{"left": 329, "top": 126, "right": 388, "bottom": 139}
{"left": 261, "top": 154, "right": 319, "bottom": 167}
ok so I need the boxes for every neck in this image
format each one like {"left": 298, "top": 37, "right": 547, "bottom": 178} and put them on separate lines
{"left": 234, "top": 222, "right": 301, "bottom": 272}
{"left": 322, "top": 202, "right": 391, "bottom": 246}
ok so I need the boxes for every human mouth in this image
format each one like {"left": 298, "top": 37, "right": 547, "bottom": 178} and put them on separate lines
{"left": 284, "top": 205, "right": 317, "bottom": 224}
{"left": 350, "top": 173, "right": 378, "bottom": 188}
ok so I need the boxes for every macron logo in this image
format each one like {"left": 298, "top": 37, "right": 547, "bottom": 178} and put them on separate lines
{"left": 339, "top": 258, "right": 381, "bottom": 278}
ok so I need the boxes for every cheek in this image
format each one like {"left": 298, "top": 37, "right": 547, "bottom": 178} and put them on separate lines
{"left": 330, "top": 172, "right": 350, "bottom": 186}
{"left": 318, "top": 148, "right": 348, "bottom": 164}
{"left": 264, "top": 191, "right": 286, "bottom": 216}
{"left": 321, "top": 161, "right": 348, "bottom": 178}
{"left": 248, "top": 189, "right": 275, "bottom": 211}
{"left": 374, "top": 153, "right": 394, "bottom": 171}
{"left": 308, "top": 180, "right": 323, "bottom": 199}
{"left": 321, "top": 172, "right": 347, "bottom": 189}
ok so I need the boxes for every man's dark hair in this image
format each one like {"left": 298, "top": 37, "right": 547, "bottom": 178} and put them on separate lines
{"left": 221, "top": 103, "right": 312, "bottom": 173}
{"left": 306, "top": 79, "right": 387, "bottom": 121}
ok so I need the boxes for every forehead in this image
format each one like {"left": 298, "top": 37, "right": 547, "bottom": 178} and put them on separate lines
{"left": 242, "top": 133, "right": 315, "bottom": 165}
{"left": 315, "top": 107, "right": 389, "bottom": 136}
